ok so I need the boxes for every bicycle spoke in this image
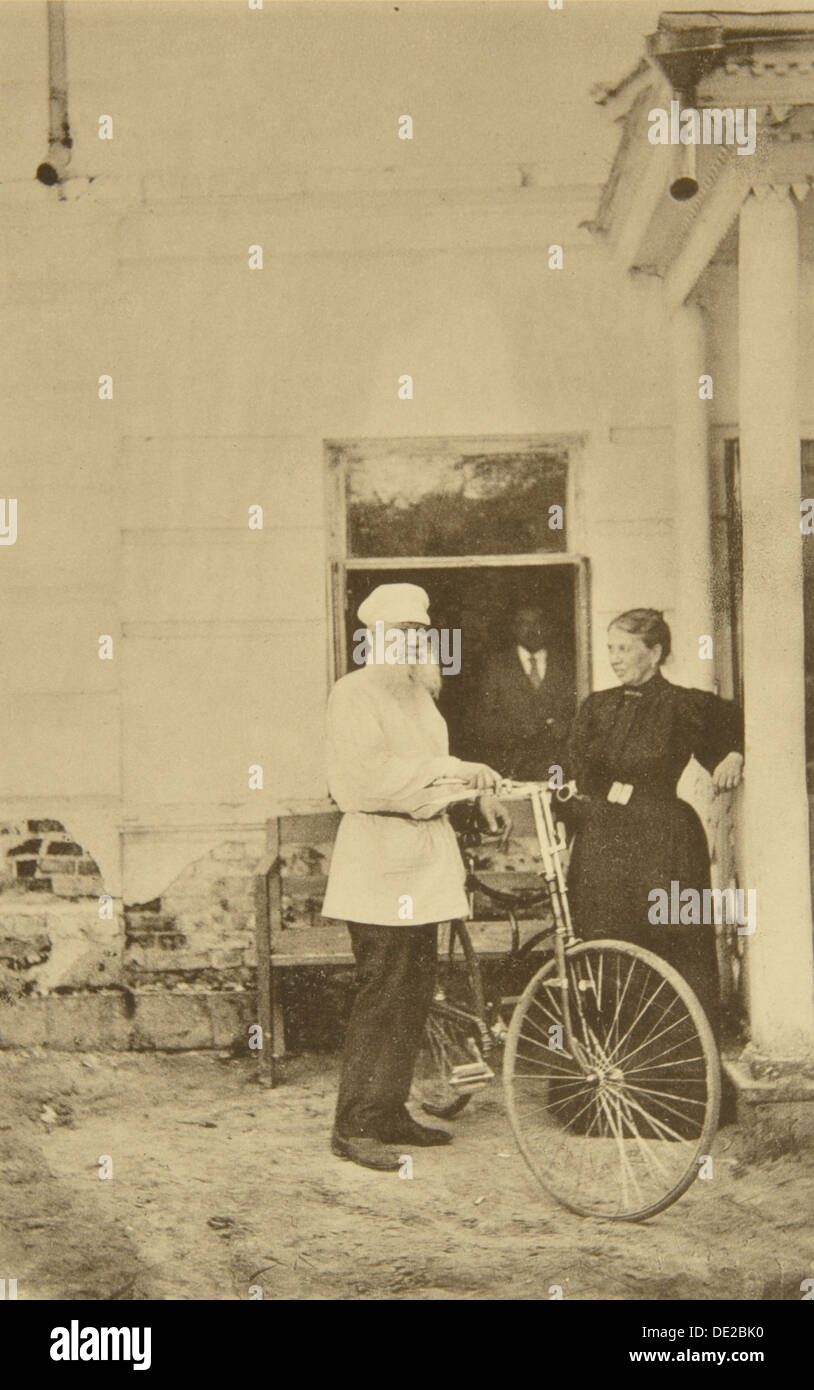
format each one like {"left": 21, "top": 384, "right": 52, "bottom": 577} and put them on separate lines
{"left": 520, "top": 1081, "right": 599, "bottom": 1116}
{"left": 596, "top": 1091, "right": 640, "bottom": 1213}
{"left": 515, "top": 1040, "right": 581, "bottom": 1073}
{"left": 615, "top": 1090, "right": 673, "bottom": 1182}
{"left": 595, "top": 952, "right": 637, "bottom": 1060}
{"left": 513, "top": 1084, "right": 602, "bottom": 1139}
{"left": 527, "top": 991, "right": 569, "bottom": 1033}
{"left": 623, "top": 1079, "right": 706, "bottom": 1107}
{"left": 601, "top": 972, "right": 675, "bottom": 1067}
{"left": 621, "top": 1082, "right": 705, "bottom": 1130}
{"left": 610, "top": 1002, "right": 695, "bottom": 1071}
{"left": 518, "top": 1011, "right": 573, "bottom": 1051}
{"left": 614, "top": 1084, "right": 694, "bottom": 1143}
{"left": 625, "top": 1034, "right": 707, "bottom": 1071}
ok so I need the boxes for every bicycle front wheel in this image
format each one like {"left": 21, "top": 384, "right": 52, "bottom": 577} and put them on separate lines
{"left": 503, "top": 940, "right": 720, "bottom": 1221}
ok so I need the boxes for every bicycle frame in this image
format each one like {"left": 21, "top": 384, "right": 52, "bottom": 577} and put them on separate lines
{"left": 495, "top": 781, "right": 589, "bottom": 1064}
{"left": 446, "top": 778, "right": 591, "bottom": 1066}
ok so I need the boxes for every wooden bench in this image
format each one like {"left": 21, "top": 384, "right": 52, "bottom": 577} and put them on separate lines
{"left": 253, "top": 808, "right": 345, "bottom": 1086}
{"left": 253, "top": 802, "right": 554, "bottom": 1086}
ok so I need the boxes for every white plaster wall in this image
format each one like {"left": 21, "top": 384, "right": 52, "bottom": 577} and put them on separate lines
{"left": 0, "top": 0, "right": 723, "bottom": 899}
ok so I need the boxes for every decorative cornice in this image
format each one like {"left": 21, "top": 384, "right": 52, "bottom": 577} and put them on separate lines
{"left": 748, "top": 180, "right": 812, "bottom": 204}
{"left": 721, "top": 53, "right": 814, "bottom": 79}
{"left": 696, "top": 56, "right": 814, "bottom": 109}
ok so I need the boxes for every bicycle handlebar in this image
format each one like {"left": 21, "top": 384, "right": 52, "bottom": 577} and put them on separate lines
{"left": 436, "top": 778, "right": 582, "bottom": 805}
{"left": 495, "top": 779, "right": 579, "bottom": 804}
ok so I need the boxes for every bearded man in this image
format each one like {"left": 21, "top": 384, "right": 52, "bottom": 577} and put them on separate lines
{"left": 322, "top": 583, "right": 509, "bottom": 1172}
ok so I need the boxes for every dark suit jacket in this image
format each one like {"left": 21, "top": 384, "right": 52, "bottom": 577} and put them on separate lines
{"left": 469, "top": 647, "right": 576, "bottom": 780}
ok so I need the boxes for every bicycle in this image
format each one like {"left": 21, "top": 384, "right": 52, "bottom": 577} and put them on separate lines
{"left": 412, "top": 779, "right": 721, "bottom": 1222}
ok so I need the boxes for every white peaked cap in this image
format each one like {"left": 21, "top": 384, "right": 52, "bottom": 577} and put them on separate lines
{"left": 357, "top": 582, "right": 431, "bottom": 627}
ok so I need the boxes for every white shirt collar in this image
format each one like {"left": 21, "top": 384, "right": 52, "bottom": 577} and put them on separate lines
{"left": 517, "top": 646, "right": 547, "bottom": 679}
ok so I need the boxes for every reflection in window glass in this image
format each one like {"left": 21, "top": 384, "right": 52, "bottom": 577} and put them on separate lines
{"left": 331, "top": 439, "right": 568, "bottom": 557}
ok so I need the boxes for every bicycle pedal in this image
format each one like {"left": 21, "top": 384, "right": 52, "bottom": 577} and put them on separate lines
{"left": 452, "top": 1061, "right": 492, "bottom": 1077}
{"left": 449, "top": 1060, "right": 495, "bottom": 1088}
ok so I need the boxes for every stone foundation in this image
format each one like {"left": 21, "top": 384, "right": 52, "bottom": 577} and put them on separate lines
{"left": 0, "top": 989, "right": 256, "bottom": 1051}
{"left": 723, "top": 1046, "right": 814, "bottom": 1157}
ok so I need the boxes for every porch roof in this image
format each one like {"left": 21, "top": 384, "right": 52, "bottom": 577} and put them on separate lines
{"left": 589, "top": 9, "right": 814, "bottom": 299}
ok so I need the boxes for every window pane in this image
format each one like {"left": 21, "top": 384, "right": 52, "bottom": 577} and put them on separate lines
{"left": 333, "top": 439, "right": 568, "bottom": 557}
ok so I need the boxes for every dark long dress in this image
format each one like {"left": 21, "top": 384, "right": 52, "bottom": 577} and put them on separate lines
{"left": 565, "top": 669, "right": 743, "bottom": 1031}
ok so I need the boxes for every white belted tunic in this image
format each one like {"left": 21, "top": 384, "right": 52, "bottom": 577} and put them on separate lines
{"left": 321, "top": 667, "right": 471, "bottom": 926}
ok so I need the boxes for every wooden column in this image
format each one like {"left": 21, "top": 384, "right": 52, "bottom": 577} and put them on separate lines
{"left": 738, "top": 183, "right": 814, "bottom": 1057}
{"left": 670, "top": 298, "right": 714, "bottom": 690}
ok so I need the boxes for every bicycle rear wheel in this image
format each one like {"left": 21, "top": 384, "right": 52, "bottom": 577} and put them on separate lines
{"left": 504, "top": 940, "right": 720, "bottom": 1221}
{"left": 412, "top": 921, "right": 493, "bottom": 1119}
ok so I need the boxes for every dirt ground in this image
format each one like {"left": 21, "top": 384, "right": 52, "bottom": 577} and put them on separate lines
{"left": 1, "top": 1048, "right": 812, "bottom": 1302}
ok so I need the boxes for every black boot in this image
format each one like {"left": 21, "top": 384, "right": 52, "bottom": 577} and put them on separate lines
{"left": 377, "top": 1109, "right": 452, "bottom": 1147}
{"left": 330, "top": 1129, "right": 403, "bottom": 1171}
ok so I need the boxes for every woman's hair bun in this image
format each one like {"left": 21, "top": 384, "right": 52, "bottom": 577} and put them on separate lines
{"left": 609, "top": 608, "right": 671, "bottom": 663}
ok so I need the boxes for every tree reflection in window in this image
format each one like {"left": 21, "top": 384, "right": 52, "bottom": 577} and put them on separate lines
{"left": 332, "top": 439, "right": 568, "bottom": 558}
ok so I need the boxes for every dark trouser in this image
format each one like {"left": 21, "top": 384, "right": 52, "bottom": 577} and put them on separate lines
{"left": 334, "top": 923, "right": 438, "bottom": 1139}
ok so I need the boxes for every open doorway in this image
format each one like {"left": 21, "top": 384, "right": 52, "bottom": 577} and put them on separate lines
{"left": 342, "top": 561, "right": 583, "bottom": 762}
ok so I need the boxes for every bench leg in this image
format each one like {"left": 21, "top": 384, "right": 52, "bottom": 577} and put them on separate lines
{"left": 254, "top": 867, "right": 277, "bottom": 1087}
{"left": 269, "top": 967, "right": 286, "bottom": 1087}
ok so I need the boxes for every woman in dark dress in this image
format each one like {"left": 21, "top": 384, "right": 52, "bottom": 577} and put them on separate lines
{"left": 565, "top": 609, "right": 744, "bottom": 1033}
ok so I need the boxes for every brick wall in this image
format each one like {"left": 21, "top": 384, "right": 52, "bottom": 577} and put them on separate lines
{"left": 124, "top": 838, "right": 263, "bottom": 990}
{"left": 0, "top": 818, "right": 270, "bottom": 1003}
{"left": 0, "top": 823, "right": 269, "bottom": 1049}
{"left": 2, "top": 819, "right": 105, "bottom": 898}
{"left": 0, "top": 819, "right": 118, "bottom": 999}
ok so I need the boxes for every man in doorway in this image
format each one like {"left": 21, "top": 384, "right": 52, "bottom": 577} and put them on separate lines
{"left": 471, "top": 604, "right": 575, "bottom": 781}
{"left": 322, "top": 582, "right": 510, "bottom": 1172}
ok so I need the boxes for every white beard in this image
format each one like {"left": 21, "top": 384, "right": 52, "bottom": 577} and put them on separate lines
{"left": 369, "top": 655, "right": 442, "bottom": 701}
{"left": 410, "top": 660, "right": 442, "bottom": 700}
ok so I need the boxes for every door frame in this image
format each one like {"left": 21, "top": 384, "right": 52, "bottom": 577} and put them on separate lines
{"left": 329, "top": 553, "right": 592, "bottom": 703}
